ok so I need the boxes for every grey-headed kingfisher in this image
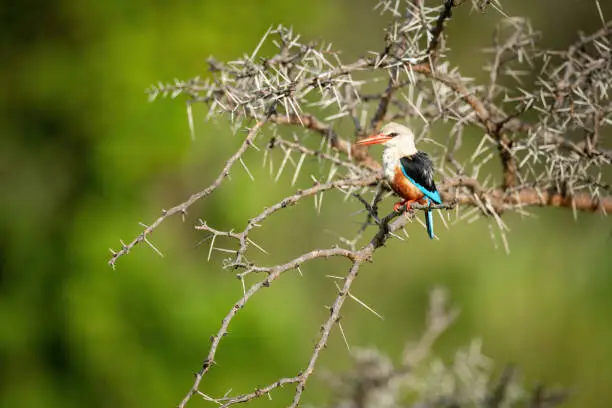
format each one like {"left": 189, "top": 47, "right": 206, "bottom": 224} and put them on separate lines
{"left": 357, "top": 122, "right": 442, "bottom": 239}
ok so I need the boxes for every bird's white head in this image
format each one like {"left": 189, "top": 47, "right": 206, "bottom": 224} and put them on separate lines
{"left": 356, "top": 122, "right": 417, "bottom": 157}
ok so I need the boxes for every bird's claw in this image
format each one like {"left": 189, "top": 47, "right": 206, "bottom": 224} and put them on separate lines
{"left": 394, "top": 201, "right": 414, "bottom": 213}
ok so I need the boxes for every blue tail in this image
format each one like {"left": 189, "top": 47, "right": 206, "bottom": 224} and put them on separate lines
{"left": 425, "top": 209, "right": 434, "bottom": 239}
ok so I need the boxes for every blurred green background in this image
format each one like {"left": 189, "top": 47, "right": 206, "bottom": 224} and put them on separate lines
{"left": 1, "top": 1, "right": 611, "bottom": 407}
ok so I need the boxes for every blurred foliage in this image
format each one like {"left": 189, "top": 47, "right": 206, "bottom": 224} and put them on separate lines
{"left": 1, "top": 1, "right": 611, "bottom": 407}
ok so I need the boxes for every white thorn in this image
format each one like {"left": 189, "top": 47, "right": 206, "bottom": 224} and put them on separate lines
{"left": 207, "top": 234, "right": 217, "bottom": 261}
{"left": 144, "top": 237, "right": 164, "bottom": 258}
{"left": 186, "top": 102, "right": 195, "bottom": 141}
{"left": 247, "top": 238, "right": 269, "bottom": 254}
{"left": 338, "top": 321, "right": 351, "bottom": 352}
{"left": 240, "top": 157, "right": 255, "bottom": 181}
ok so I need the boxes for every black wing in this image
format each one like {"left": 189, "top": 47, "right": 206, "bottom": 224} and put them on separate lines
{"left": 399, "top": 152, "right": 441, "bottom": 204}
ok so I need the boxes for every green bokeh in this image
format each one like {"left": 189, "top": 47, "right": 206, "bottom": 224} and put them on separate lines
{"left": 1, "top": 1, "right": 610, "bottom": 407}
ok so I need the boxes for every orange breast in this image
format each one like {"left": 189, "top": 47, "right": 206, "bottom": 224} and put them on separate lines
{"left": 391, "top": 166, "right": 425, "bottom": 202}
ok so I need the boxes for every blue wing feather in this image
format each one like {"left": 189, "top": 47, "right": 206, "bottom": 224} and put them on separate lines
{"left": 404, "top": 175, "right": 441, "bottom": 204}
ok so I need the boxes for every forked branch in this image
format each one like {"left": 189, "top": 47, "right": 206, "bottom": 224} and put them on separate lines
{"left": 110, "top": 1, "right": 610, "bottom": 406}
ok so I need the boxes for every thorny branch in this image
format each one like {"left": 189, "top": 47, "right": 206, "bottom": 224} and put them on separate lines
{"left": 110, "top": 0, "right": 610, "bottom": 406}
{"left": 182, "top": 203, "right": 451, "bottom": 408}
{"left": 108, "top": 121, "right": 267, "bottom": 267}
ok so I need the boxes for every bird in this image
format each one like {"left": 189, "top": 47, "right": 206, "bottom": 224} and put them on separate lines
{"left": 357, "top": 122, "right": 441, "bottom": 239}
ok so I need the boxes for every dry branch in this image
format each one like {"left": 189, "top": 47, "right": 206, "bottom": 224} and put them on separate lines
{"left": 110, "top": 1, "right": 610, "bottom": 406}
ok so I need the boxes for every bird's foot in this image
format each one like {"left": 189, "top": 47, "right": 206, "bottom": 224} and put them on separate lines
{"left": 394, "top": 200, "right": 414, "bottom": 213}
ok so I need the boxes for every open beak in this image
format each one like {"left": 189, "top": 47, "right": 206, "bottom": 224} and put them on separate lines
{"left": 356, "top": 133, "right": 391, "bottom": 146}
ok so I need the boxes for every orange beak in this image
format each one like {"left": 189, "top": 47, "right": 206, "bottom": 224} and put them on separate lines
{"left": 356, "top": 133, "right": 392, "bottom": 146}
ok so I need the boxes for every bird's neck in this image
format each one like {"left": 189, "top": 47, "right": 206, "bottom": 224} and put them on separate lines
{"left": 382, "top": 146, "right": 399, "bottom": 181}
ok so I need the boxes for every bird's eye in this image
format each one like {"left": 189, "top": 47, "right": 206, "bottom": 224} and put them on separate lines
{"left": 388, "top": 132, "right": 398, "bottom": 137}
